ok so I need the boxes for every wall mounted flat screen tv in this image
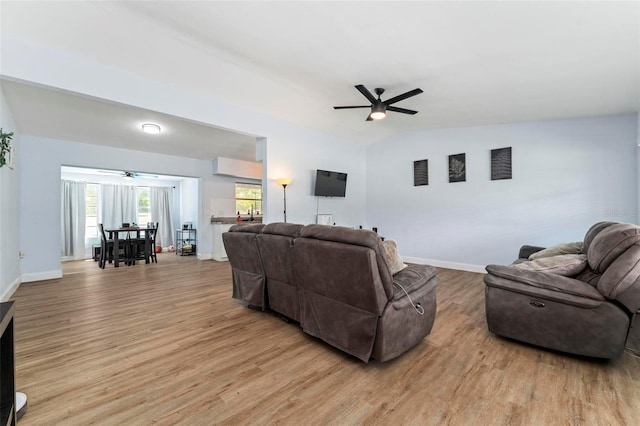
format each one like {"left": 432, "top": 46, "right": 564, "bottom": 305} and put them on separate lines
{"left": 314, "top": 169, "right": 347, "bottom": 197}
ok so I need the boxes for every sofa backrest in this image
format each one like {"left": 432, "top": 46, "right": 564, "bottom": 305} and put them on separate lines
{"left": 257, "top": 224, "right": 303, "bottom": 284}
{"left": 229, "top": 223, "right": 266, "bottom": 233}
{"left": 583, "top": 221, "right": 617, "bottom": 253}
{"left": 295, "top": 225, "right": 393, "bottom": 311}
{"left": 222, "top": 223, "right": 266, "bottom": 307}
{"left": 257, "top": 222, "right": 304, "bottom": 320}
{"left": 588, "top": 223, "right": 640, "bottom": 312}
{"left": 224, "top": 224, "right": 265, "bottom": 273}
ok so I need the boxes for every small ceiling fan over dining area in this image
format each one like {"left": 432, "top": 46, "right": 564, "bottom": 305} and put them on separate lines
{"left": 97, "top": 170, "right": 159, "bottom": 180}
{"left": 333, "top": 84, "right": 423, "bottom": 121}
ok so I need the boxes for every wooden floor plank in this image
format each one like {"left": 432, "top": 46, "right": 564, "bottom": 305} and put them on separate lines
{"left": 9, "top": 253, "right": 640, "bottom": 425}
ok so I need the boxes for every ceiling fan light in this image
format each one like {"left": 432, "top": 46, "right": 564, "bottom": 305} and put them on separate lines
{"left": 142, "top": 123, "right": 161, "bottom": 134}
{"left": 370, "top": 111, "right": 386, "bottom": 120}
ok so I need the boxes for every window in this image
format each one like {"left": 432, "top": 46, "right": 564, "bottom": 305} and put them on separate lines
{"left": 235, "top": 182, "right": 262, "bottom": 215}
{"left": 85, "top": 184, "right": 99, "bottom": 239}
{"left": 84, "top": 185, "right": 151, "bottom": 241}
{"left": 137, "top": 186, "right": 151, "bottom": 226}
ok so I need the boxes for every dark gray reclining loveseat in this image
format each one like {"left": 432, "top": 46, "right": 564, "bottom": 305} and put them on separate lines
{"left": 223, "top": 223, "right": 439, "bottom": 362}
{"left": 484, "top": 221, "right": 640, "bottom": 359}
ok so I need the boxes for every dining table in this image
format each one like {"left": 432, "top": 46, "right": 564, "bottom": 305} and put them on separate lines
{"left": 105, "top": 227, "right": 155, "bottom": 267}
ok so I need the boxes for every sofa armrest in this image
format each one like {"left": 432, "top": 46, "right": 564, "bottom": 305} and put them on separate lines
{"left": 391, "top": 264, "right": 438, "bottom": 299}
{"left": 518, "top": 245, "right": 546, "bottom": 260}
{"left": 485, "top": 265, "right": 605, "bottom": 302}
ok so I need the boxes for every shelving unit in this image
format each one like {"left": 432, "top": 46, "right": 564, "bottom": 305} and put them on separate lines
{"left": 176, "top": 229, "right": 197, "bottom": 256}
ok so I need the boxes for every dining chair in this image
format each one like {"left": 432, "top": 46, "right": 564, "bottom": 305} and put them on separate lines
{"left": 98, "top": 224, "right": 130, "bottom": 268}
{"left": 128, "top": 223, "right": 158, "bottom": 264}
{"left": 128, "top": 228, "right": 146, "bottom": 265}
{"left": 149, "top": 222, "right": 159, "bottom": 263}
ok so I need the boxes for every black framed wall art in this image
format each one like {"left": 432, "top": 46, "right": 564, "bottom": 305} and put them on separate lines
{"left": 413, "top": 159, "right": 429, "bottom": 186}
{"left": 491, "top": 147, "right": 512, "bottom": 180}
{"left": 449, "top": 153, "right": 466, "bottom": 183}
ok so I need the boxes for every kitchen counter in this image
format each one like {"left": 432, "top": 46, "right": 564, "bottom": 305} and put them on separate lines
{"left": 211, "top": 216, "right": 263, "bottom": 224}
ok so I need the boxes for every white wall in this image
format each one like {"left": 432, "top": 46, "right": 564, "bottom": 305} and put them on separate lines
{"left": 637, "top": 112, "right": 640, "bottom": 224}
{"left": 265, "top": 133, "right": 366, "bottom": 227}
{"left": 180, "top": 177, "right": 199, "bottom": 228}
{"left": 366, "top": 114, "right": 638, "bottom": 271}
{"left": 18, "top": 136, "right": 249, "bottom": 280}
{"left": 0, "top": 86, "right": 21, "bottom": 300}
{"left": 2, "top": 36, "right": 367, "bottom": 230}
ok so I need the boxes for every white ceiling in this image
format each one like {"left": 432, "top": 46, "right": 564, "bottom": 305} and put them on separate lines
{"left": 1, "top": 1, "right": 638, "bottom": 155}
{"left": 0, "top": 79, "right": 259, "bottom": 161}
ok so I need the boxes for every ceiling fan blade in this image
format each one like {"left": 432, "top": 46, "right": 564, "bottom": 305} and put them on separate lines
{"left": 355, "top": 84, "right": 378, "bottom": 104}
{"left": 135, "top": 173, "right": 159, "bottom": 179}
{"left": 387, "top": 106, "right": 419, "bottom": 115}
{"left": 96, "top": 170, "right": 123, "bottom": 175}
{"left": 366, "top": 114, "right": 374, "bottom": 121}
{"left": 384, "top": 88, "right": 423, "bottom": 105}
{"left": 333, "top": 106, "right": 371, "bottom": 109}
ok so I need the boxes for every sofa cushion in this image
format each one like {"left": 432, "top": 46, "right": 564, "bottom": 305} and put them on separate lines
{"left": 528, "top": 242, "right": 582, "bottom": 260}
{"left": 381, "top": 240, "right": 407, "bottom": 275}
{"left": 514, "top": 254, "right": 588, "bottom": 276}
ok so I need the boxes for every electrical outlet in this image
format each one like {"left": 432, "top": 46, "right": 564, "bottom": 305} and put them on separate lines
{"left": 18, "top": 251, "right": 25, "bottom": 259}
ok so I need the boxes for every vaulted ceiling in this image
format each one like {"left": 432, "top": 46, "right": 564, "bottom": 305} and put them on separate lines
{"left": 1, "top": 1, "right": 638, "bottom": 159}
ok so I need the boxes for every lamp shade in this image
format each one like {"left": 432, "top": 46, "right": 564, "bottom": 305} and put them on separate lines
{"left": 276, "top": 177, "right": 292, "bottom": 187}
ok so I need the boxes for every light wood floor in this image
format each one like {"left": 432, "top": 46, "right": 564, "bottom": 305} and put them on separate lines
{"left": 9, "top": 254, "right": 640, "bottom": 425}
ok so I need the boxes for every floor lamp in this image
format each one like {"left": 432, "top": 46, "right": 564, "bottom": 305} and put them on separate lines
{"left": 276, "top": 178, "right": 292, "bottom": 223}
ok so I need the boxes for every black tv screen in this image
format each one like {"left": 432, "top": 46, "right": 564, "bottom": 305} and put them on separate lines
{"left": 314, "top": 169, "right": 347, "bottom": 197}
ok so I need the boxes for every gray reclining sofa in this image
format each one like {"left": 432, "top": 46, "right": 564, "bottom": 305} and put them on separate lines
{"left": 484, "top": 221, "right": 640, "bottom": 359}
{"left": 223, "top": 223, "right": 439, "bottom": 362}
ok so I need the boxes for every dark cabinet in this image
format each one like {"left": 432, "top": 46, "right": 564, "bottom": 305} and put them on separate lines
{"left": 0, "top": 301, "right": 16, "bottom": 426}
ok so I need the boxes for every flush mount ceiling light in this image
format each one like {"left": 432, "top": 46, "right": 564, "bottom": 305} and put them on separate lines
{"left": 141, "top": 123, "right": 161, "bottom": 134}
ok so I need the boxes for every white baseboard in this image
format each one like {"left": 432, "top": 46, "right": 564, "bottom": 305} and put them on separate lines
{"left": 197, "top": 253, "right": 212, "bottom": 260}
{"left": 21, "top": 269, "right": 63, "bottom": 283}
{"left": 403, "top": 256, "right": 487, "bottom": 274}
{"left": 1, "top": 276, "right": 21, "bottom": 302}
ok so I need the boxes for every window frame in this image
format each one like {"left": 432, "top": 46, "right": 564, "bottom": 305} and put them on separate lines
{"left": 235, "top": 182, "right": 262, "bottom": 215}
{"left": 85, "top": 183, "right": 99, "bottom": 241}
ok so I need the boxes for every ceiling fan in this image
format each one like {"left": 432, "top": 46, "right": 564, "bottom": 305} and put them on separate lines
{"left": 333, "top": 84, "right": 423, "bottom": 121}
{"left": 97, "top": 170, "right": 159, "bottom": 180}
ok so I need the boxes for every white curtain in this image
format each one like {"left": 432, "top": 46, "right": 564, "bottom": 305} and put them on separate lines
{"left": 99, "top": 184, "right": 137, "bottom": 229}
{"left": 61, "top": 180, "right": 86, "bottom": 259}
{"left": 151, "top": 186, "right": 175, "bottom": 247}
